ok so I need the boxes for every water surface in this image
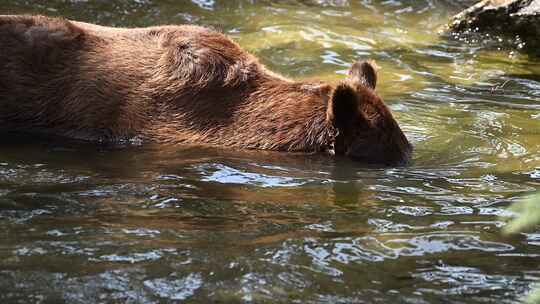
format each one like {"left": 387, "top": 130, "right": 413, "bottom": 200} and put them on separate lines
{"left": 1, "top": 1, "right": 540, "bottom": 303}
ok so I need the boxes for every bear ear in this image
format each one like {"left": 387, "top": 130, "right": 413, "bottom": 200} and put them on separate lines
{"left": 347, "top": 60, "right": 378, "bottom": 90}
{"left": 327, "top": 83, "right": 361, "bottom": 129}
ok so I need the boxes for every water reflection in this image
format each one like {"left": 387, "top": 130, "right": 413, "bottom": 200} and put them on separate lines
{"left": 197, "top": 163, "right": 310, "bottom": 187}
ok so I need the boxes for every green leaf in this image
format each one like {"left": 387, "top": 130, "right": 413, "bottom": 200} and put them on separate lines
{"left": 503, "top": 194, "right": 540, "bottom": 235}
{"left": 525, "top": 286, "right": 540, "bottom": 304}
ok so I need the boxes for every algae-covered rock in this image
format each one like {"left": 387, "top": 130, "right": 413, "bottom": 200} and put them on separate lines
{"left": 447, "top": 0, "right": 540, "bottom": 53}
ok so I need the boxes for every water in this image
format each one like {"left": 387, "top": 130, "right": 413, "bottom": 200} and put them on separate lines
{"left": 1, "top": 1, "right": 540, "bottom": 303}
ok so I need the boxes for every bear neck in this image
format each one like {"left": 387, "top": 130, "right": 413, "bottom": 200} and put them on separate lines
{"left": 149, "top": 78, "right": 336, "bottom": 153}
{"left": 239, "top": 80, "right": 336, "bottom": 152}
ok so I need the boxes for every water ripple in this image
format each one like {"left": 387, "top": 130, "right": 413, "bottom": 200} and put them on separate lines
{"left": 144, "top": 273, "right": 203, "bottom": 301}
{"left": 196, "top": 163, "right": 312, "bottom": 187}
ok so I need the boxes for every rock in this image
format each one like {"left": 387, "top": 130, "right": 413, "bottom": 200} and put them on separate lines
{"left": 447, "top": 0, "right": 540, "bottom": 54}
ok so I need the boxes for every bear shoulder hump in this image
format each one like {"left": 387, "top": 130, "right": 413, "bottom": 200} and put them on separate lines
{"left": 0, "top": 15, "right": 85, "bottom": 47}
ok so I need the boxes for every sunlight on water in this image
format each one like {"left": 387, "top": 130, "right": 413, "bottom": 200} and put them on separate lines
{"left": 1, "top": 0, "right": 540, "bottom": 303}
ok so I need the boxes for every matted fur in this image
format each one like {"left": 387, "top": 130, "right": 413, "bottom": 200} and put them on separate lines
{"left": 0, "top": 15, "right": 412, "bottom": 165}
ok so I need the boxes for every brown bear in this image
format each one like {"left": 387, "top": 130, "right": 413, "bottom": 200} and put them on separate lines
{"left": 0, "top": 15, "right": 412, "bottom": 165}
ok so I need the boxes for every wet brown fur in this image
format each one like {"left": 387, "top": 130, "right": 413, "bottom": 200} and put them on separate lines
{"left": 0, "top": 15, "right": 412, "bottom": 165}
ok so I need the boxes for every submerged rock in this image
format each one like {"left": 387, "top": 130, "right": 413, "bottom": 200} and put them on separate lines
{"left": 447, "top": 0, "right": 540, "bottom": 53}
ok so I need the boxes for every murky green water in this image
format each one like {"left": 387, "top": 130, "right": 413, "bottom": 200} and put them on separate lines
{"left": 1, "top": 1, "right": 540, "bottom": 303}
